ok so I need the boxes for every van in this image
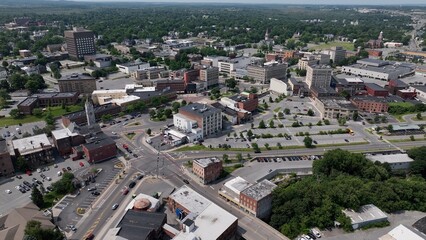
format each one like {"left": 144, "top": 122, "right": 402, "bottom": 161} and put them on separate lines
{"left": 57, "top": 171, "right": 62, "bottom": 176}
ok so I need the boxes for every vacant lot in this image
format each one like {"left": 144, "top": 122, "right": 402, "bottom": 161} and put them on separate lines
{"left": 310, "top": 41, "right": 355, "bottom": 51}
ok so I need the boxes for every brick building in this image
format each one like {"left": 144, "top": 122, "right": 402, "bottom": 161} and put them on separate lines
{"left": 192, "top": 157, "right": 222, "bottom": 184}
{"left": 226, "top": 92, "right": 259, "bottom": 112}
{"left": 332, "top": 77, "right": 365, "bottom": 96}
{"left": 155, "top": 79, "right": 186, "bottom": 93}
{"left": 183, "top": 69, "right": 200, "bottom": 85}
{"left": 58, "top": 73, "right": 97, "bottom": 95}
{"left": 18, "top": 92, "right": 79, "bottom": 115}
{"left": 351, "top": 96, "right": 389, "bottom": 113}
{"left": 12, "top": 134, "right": 54, "bottom": 168}
{"left": 387, "top": 79, "right": 409, "bottom": 95}
{"left": 82, "top": 134, "right": 117, "bottom": 163}
{"left": 61, "top": 103, "right": 121, "bottom": 127}
{"left": 51, "top": 123, "right": 87, "bottom": 156}
{"left": 0, "top": 139, "right": 14, "bottom": 177}
{"left": 240, "top": 179, "right": 277, "bottom": 219}
{"left": 365, "top": 83, "right": 389, "bottom": 97}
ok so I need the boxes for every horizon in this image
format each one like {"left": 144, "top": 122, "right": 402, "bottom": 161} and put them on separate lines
{"left": 63, "top": 0, "right": 426, "bottom": 5}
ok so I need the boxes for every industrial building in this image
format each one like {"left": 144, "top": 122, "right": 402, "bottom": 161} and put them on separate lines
{"left": 379, "top": 224, "right": 426, "bottom": 240}
{"left": 366, "top": 153, "right": 414, "bottom": 171}
{"left": 341, "top": 58, "right": 415, "bottom": 81}
{"left": 342, "top": 204, "right": 388, "bottom": 230}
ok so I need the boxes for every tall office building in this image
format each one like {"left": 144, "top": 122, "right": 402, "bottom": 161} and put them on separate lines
{"left": 64, "top": 27, "right": 96, "bottom": 59}
{"left": 306, "top": 65, "right": 333, "bottom": 89}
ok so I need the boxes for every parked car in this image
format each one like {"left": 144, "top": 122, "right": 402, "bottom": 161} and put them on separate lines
{"left": 37, "top": 168, "right": 41, "bottom": 173}
{"left": 79, "top": 162, "right": 84, "bottom": 167}
{"left": 46, "top": 186, "right": 53, "bottom": 191}
{"left": 128, "top": 181, "right": 136, "bottom": 188}
{"left": 183, "top": 179, "right": 189, "bottom": 184}
{"left": 62, "top": 168, "right": 67, "bottom": 172}
{"left": 67, "top": 166, "right": 72, "bottom": 171}
{"left": 54, "top": 164, "right": 58, "bottom": 168}
{"left": 5, "top": 189, "right": 11, "bottom": 194}
{"left": 16, "top": 175, "right": 22, "bottom": 179}
{"left": 87, "top": 187, "right": 97, "bottom": 191}
{"left": 19, "top": 188, "right": 26, "bottom": 193}
{"left": 112, "top": 203, "right": 119, "bottom": 210}
{"left": 46, "top": 177, "right": 52, "bottom": 181}
{"left": 85, "top": 233, "right": 95, "bottom": 240}
{"left": 122, "top": 189, "right": 129, "bottom": 195}
{"left": 136, "top": 175, "right": 144, "bottom": 180}
{"left": 91, "top": 191, "right": 100, "bottom": 196}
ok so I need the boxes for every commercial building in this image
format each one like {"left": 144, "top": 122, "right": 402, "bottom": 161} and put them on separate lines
{"left": 322, "top": 46, "right": 346, "bottom": 64}
{"left": 306, "top": 65, "right": 333, "bottom": 89}
{"left": 64, "top": 27, "right": 96, "bottom": 59}
{"left": 105, "top": 210, "right": 166, "bottom": 240}
{"left": 116, "top": 61, "right": 150, "bottom": 74}
{"left": 409, "top": 85, "right": 426, "bottom": 102}
{"left": 211, "top": 102, "right": 252, "bottom": 125}
{"left": 269, "top": 78, "right": 289, "bottom": 95}
{"left": 314, "top": 97, "right": 358, "bottom": 119}
{"left": 332, "top": 77, "right": 365, "bottom": 96}
{"left": 240, "top": 179, "right": 277, "bottom": 219}
{"left": 12, "top": 134, "right": 53, "bottom": 168}
{"left": 379, "top": 224, "right": 426, "bottom": 240}
{"left": 51, "top": 123, "right": 86, "bottom": 156}
{"left": 199, "top": 66, "right": 219, "bottom": 89}
{"left": 167, "top": 186, "right": 238, "bottom": 240}
{"left": 342, "top": 204, "right": 388, "bottom": 230}
{"left": 155, "top": 79, "right": 186, "bottom": 93}
{"left": 288, "top": 77, "right": 309, "bottom": 96}
{"left": 82, "top": 133, "right": 117, "bottom": 163}
{"left": 62, "top": 103, "right": 121, "bottom": 127}
{"left": 83, "top": 54, "right": 112, "bottom": 68}
{"left": 351, "top": 95, "right": 389, "bottom": 113}
{"left": 192, "top": 157, "right": 222, "bottom": 184}
{"left": 0, "top": 202, "right": 55, "bottom": 240}
{"left": 247, "top": 61, "right": 287, "bottom": 84}
{"left": 341, "top": 59, "right": 415, "bottom": 81}
{"left": 58, "top": 73, "right": 97, "bottom": 95}
{"left": 131, "top": 67, "right": 167, "bottom": 80}
{"left": 221, "top": 92, "right": 259, "bottom": 113}
{"left": 219, "top": 176, "right": 253, "bottom": 206}
{"left": 0, "top": 139, "right": 14, "bottom": 177}
{"left": 297, "top": 55, "right": 317, "bottom": 70}
{"left": 217, "top": 57, "right": 251, "bottom": 75}
{"left": 310, "top": 85, "right": 337, "bottom": 98}
{"left": 365, "top": 83, "right": 389, "bottom": 97}
{"left": 366, "top": 154, "right": 414, "bottom": 171}
{"left": 176, "top": 103, "right": 222, "bottom": 137}
{"left": 387, "top": 79, "right": 408, "bottom": 95}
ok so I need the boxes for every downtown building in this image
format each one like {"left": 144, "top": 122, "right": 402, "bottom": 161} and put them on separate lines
{"left": 64, "top": 27, "right": 96, "bottom": 59}
{"left": 247, "top": 61, "right": 287, "bottom": 84}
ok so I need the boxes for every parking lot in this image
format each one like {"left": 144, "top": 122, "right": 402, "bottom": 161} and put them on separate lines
{"left": 0, "top": 157, "right": 90, "bottom": 216}
{"left": 0, "top": 121, "right": 46, "bottom": 138}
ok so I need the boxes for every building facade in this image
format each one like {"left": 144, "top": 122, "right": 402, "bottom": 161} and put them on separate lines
{"left": 58, "top": 73, "right": 97, "bottom": 95}
{"left": 0, "top": 139, "right": 14, "bottom": 177}
{"left": 192, "top": 157, "right": 222, "bottom": 184}
{"left": 12, "top": 134, "right": 54, "bottom": 168}
{"left": 365, "top": 83, "right": 389, "bottom": 97}
{"left": 247, "top": 61, "right": 287, "bottom": 84}
{"left": 239, "top": 180, "right": 277, "bottom": 219}
{"left": 177, "top": 103, "right": 222, "bottom": 137}
{"left": 199, "top": 66, "right": 219, "bottom": 89}
{"left": 306, "top": 65, "right": 333, "bottom": 89}
{"left": 314, "top": 97, "right": 358, "bottom": 119}
{"left": 351, "top": 96, "right": 389, "bottom": 113}
{"left": 64, "top": 27, "right": 96, "bottom": 59}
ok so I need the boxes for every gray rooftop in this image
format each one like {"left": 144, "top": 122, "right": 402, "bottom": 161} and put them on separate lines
{"left": 12, "top": 134, "right": 52, "bottom": 155}
{"left": 179, "top": 103, "right": 221, "bottom": 118}
{"left": 18, "top": 97, "right": 38, "bottom": 107}
{"left": 392, "top": 124, "right": 420, "bottom": 131}
{"left": 411, "top": 85, "right": 426, "bottom": 93}
{"left": 346, "top": 63, "right": 414, "bottom": 75}
{"left": 357, "top": 58, "right": 389, "bottom": 67}
{"left": 194, "top": 157, "right": 221, "bottom": 168}
{"left": 351, "top": 95, "right": 389, "bottom": 103}
{"left": 343, "top": 204, "right": 387, "bottom": 225}
{"left": 367, "top": 154, "right": 414, "bottom": 164}
{"left": 241, "top": 179, "right": 276, "bottom": 201}
{"left": 0, "top": 139, "right": 7, "bottom": 153}
{"left": 59, "top": 73, "right": 95, "bottom": 81}
{"left": 319, "top": 97, "right": 357, "bottom": 110}
{"left": 170, "top": 185, "right": 211, "bottom": 215}
{"left": 365, "top": 83, "right": 388, "bottom": 92}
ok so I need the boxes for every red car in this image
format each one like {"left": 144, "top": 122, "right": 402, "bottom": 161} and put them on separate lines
{"left": 122, "top": 189, "right": 129, "bottom": 195}
{"left": 79, "top": 162, "right": 84, "bottom": 167}
{"left": 26, "top": 170, "right": 32, "bottom": 176}
{"left": 123, "top": 144, "right": 129, "bottom": 150}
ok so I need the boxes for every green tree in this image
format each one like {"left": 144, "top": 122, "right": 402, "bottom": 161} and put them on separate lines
{"left": 52, "top": 172, "right": 75, "bottom": 195}
{"left": 9, "top": 109, "right": 21, "bottom": 119}
{"left": 278, "top": 112, "right": 284, "bottom": 119}
{"left": 303, "top": 136, "right": 314, "bottom": 148}
{"left": 31, "top": 186, "right": 44, "bottom": 208}
{"left": 269, "top": 120, "right": 275, "bottom": 128}
{"left": 417, "top": 112, "right": 423, "bottom": 120}
{"left": 307, "top": 109, "right": 314, "bottom": 116}
{"left": 236, "top": 153, "right": 243, "bottom": 162}
{"left": 225, "top": 77, "right": 237, "bottom": 89}
{"left": 338, "top": 117, "right": 346, "bottom": 126}
{"left": 247, "top": 129, "right": 253, "bottom": 139}
{"left": 284, "top": 108, "right": 290, "bottom": 115}
{"left": 324, "top": 119, "right": 330, "bottom": 125}
{"left": 172, "top": 101, "right": 181, "bottom": 113}
{"left": 258, "top": 120, "right": 266, "bottom": 129}
{"left": 352, "top": 111, "right": 359, "bottom": 121}
{"left": 164, "top": 108, "right": 173, "bottom": 118}
{"left": 146, "top": 128, "right": 152, "bottom": 135}
{"left": 24, "top": 220, "right": 64, "bottom": 240}
{"left": 387, "top": 124, "right": 393, "bottom": 132}
{"left": 149, "top": 109, "right": 156, "bottom": 119}
{"left": 16, "top": 156, "right": 28, "bottom": 172}
{"left": 410, "top": 135, "right": 415, "bottom": 141}
{"left": 264, "top": 143, "right": 270, "bottom": 150}
{"left": 222, "top": 154, "right": 229, "bottom": 163}
{"left": 1, "top": 61, "right": 8, "bottom": 68}
{"left": 101, "top": 114, "right": 112, "bottom": 122}
{"left": 277, "top": 142, "right": 283, "bottom": 149}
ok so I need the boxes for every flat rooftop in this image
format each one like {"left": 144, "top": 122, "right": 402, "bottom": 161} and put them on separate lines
{"left": 343, "top": 204, "right": 387, "bottom": 225}
{"left": 392, "top": 124, "right": 421, "bottom": 131}
{"left": 367, "top": 153, "right": 414, "bottom": 164}
{"left": 241, "top": 179, "right": 276, "bottom": 201}
{"left": 319, "top": 97, "right": 357, "bottom": 110}
{"left": 346, "top": 63, "right": 414, "bottom": 75}
{"left": 379, "top": 224, "right": 425, "bottom": 240}
{"left": 194, "top": 157, "right": 221, "bottom": 168}
{"left": 18, "top": 97, "right": 38, "bottom": 107}
{"left": 224, "top": 176, "right": 252, "bottom": 195}
{"left": 365, "top": 83, "right": 388, "bottom": 91}
{"left": 12, "top": 134, "right": 52, "bottom": 155}
{"left": 179, "top": 103, "right": 221, "bottom": 118}
{"left": 59, "top": 73, "right": 95, "bottom": 81}
{"left": 351, "top": 95, "right": 389, "bottom": 103}
{"left": 170, "top": 185, "right": 211, "bottom": 215}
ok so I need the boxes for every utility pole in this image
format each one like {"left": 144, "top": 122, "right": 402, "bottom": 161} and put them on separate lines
{"left": 156, "top": 151, "right": 159, "bottom": 178}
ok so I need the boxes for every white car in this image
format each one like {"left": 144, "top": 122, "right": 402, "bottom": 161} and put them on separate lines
{"left": 5, "top": 189, "right": 11, "bottom": 194}
{"left": 36, "top": 168, "right": 41, "bottom": 173}
{"left": 311, "top": 229, "right": 321, "bottom": 238}
{"left": 15, "top": 186, "right": 21, "bottom": 190}
{"left": 112, "top": 132, "right": 117, "bottom": 135}
{"left": 46, "top": 177, "right": 52, "bottom": 181}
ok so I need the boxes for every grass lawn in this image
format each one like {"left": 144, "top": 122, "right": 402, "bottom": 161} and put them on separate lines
{"left": 273, "top": 107, "right": 281, "bottom": 113}
{"left": 0, "top": 105, "right": 83, "bottom": 127}
{"left": 310, "top": 41, "right": 355, "bottom": 51}
{"left": 388, "top": 102, "right": 414, "bottom": 108}
{"left": 223, "top": 164, "right": 243, "bottom": 175}
{"left": 411, "top": 116, "right": 424, "bottom": 121}
{"left": 125, "top": 132, "right": 136, "bottom": 140}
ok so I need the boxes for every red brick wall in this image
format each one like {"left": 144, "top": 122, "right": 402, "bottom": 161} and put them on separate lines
{"left": 366, "top": 87, "right": 388, "bottom": 97}
{"left": 83, "top": 143, "right": 117, "bottom": 163}
{"left": 351, "top": 100, "right": 389, "bottom": 113}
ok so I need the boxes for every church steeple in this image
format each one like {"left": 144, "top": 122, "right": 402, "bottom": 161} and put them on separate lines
{"left": 265, "top": 29, "right": 270, "bottom": 41}
{"left": 85, "top": 98, "right": 96, "bottom": 127}
{"left": 378, "top": 31, "right": 383, "bottom": 41}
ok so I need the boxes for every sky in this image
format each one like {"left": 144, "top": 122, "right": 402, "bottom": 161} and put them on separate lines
{"left": 69, "top": 0, "right": 426, "bottom": 5}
